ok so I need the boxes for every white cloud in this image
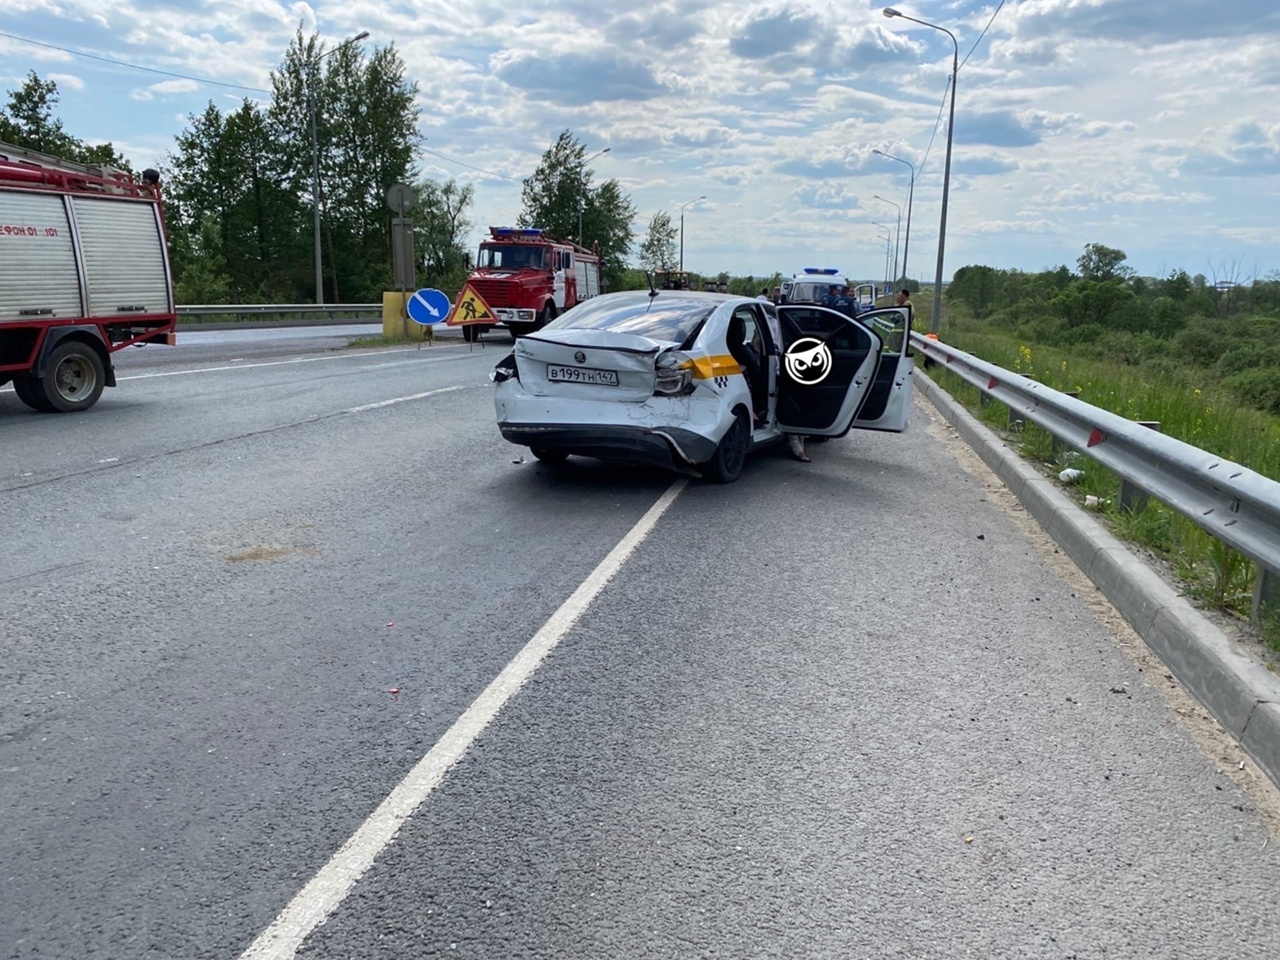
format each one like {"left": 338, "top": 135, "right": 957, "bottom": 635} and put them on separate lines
{"left": 131, "top": 78, "right": 200, "bottom": 101}
{"left": 0, "top": 0, "right": 1276, "bottom": 277}
{"left": 47, "top": 72, "right": 84, "bottom": 91}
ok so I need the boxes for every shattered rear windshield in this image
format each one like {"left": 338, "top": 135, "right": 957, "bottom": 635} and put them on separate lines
{"left": 545, "top": 297, "right": 715, "bottom": 344}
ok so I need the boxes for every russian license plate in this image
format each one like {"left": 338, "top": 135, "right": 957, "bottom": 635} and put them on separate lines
{"left": 547, "top": 365, "right": 619, "bottom": 386}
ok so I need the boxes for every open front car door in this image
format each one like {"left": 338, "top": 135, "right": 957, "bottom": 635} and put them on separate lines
{"left": 774, "top": 305, "right": 883, "bottom": 437}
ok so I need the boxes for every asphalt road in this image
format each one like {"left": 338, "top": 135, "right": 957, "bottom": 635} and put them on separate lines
{"left": 2, "top": 332, "right": 1279, "bottom": 959}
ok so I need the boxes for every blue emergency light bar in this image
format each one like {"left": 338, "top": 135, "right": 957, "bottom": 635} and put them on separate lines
{"left": 490, "top": 226, "right": 544, "bottom": 239}
{"left": 802, "top": 267, "right": 840, "bottom": 275}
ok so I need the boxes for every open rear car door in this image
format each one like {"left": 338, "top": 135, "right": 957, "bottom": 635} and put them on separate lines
{"left": 774, "top": 305, "right": 883, "bottom": 437}
{"left": 849, "top": 305, "right": 913, "bottom": 432}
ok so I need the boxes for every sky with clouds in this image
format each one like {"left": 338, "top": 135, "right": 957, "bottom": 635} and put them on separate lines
{"left": 2, "top": 0, "right": 1279, "bottom": 284}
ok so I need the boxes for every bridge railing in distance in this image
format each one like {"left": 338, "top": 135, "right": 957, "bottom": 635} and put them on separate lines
{"left": 177, "top": 304, "right": 382, "bottom": 324}
{"left": 909, "top": 331, "right": 1280, "bottom": 624}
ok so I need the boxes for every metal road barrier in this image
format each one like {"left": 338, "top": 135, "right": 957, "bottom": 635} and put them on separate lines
{"left": 910, "top": 331, "right": 1280, "bottom": 619}
{"left": 177, "top": 303, "right": 381, "bottom": 323}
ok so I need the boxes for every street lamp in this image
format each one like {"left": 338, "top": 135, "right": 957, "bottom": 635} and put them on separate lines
{"left": 309, "top": 29, "right": 369, "bottom": 305}
{"left": 873, "top": 224, "right": 892, "bottom": 286}
{"left": 872, "top": 148, "right": 915, "bottom": 287}
{"left": 678, "top": 195, "right": 706, "bottom": 272}
{"left": 884, "top": 7, "right": 957, "bottom": 333}
{"left": 874, "top": 194, "right": 902, "bottom": 284}
{"left": 578, "top": 147, "right": 611, "bottom": 245}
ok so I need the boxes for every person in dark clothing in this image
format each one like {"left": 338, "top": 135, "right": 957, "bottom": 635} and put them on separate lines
{"left": 829, "top": 285, "right": 858, "bottom": 318}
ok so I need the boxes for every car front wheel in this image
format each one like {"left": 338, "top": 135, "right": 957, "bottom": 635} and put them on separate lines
{"left": 704, "top": 408, "right": 750, "bottom": 484}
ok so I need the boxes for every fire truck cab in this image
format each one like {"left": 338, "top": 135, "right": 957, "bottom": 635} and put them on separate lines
{"left": 1, "top": 140, "right": 176, "bottom": 413}
{"left": 462, "top": 227, "right": 602, "bottom": 340}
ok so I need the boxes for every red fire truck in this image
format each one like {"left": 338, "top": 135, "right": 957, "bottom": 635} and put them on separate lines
{"left": 460, "top": 226, "right": 602, "bottom": 340}
{"left": 1, "top": 140, "right": 176, "bottom": 413}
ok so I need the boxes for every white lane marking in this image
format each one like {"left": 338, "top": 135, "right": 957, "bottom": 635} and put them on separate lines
{"left": 116, "top": 346, "right": 465, "bottom": 382}
{"left": 345, "top": 385, "right": 467, "bottom": 413}
{"left": 238, "top": 479, "right": 689, "bottom": 960}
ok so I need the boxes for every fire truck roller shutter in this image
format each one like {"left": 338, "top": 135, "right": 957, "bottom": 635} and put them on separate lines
{"left": 71, "top": 196, "right": 172, "bottom": 318}
{"left": 0, "top": 191, "right": 83, "bottom": 322}
{"left": 585, "top": 262, "right": 600, "bottom": 298}
{"left": 574, "top": 259, "right": 589, "bottom": 300}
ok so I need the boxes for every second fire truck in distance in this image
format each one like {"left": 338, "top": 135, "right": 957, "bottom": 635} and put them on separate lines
{"left": 459, "top": 227, "right": 603, "bottom": 340}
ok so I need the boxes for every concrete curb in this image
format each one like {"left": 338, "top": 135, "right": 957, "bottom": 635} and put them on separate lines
{"left": 914, "top": 371, "right": 1280, "bottom": 787}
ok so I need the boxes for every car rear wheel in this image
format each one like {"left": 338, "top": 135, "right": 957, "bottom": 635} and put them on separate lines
{"left": 704, "top": 408, "right": 750, "bottom": 484}
{"left": 529, "top": 446, "right": 569, "bottom": 464}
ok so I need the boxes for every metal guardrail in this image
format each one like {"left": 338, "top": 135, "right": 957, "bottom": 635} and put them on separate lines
{"left": 177, "top": 303, "right": 381, "bottom": 323}
{"left": 910, "top": 331, "right": 1280, "bottom": 616}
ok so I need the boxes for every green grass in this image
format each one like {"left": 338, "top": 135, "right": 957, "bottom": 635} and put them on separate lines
{"left": 923, "top": 323, "right": 1280, "bottom": 639}
{"left": 935, "top": 326, "right": 1280, "bottom": 481}
{"left": 345, "top": 335, "right": 416, "bottom": 348}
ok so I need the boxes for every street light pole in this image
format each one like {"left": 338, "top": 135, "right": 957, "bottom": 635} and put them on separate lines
{"left": 873, "top": 149, "right": 915, "bottom": 287}
{"left": 870, "top": 225, "right": 890, "bottom": 285}
{"left": 309, "top": 30, "right": 369, "bottom": 305}
{"left": 578, "top": 147, "right": 611, "bottom": 245}
{"left": 678, "top": 195, "right": 706, "bottom": 273}
{"left": 874, "top": 194, "right": 902, "bottom": 284}
{"left": 884, "top": 7, "right": 957, "bottom": 333}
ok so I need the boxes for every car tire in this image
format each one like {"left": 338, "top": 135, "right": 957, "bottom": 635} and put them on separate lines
{"left": 34, "top": 341, "right": 106, "bottom": 413}
{"left": 529, "top": 446, "right": 569, "bottom": 464}
{"left": 704, "top": 407, "right": 750, "bottom": 484}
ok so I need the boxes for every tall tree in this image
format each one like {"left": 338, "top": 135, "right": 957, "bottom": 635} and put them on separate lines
{"left": 166, "top": 100, "right": 302, "bottom": 301}
{"left": 268, "top": 30, "right": 421, "bottom": 302}
{"left": 0, "top": 71, "right": 129, "bottom": 167}
{"left": 415, "top": 177, "right": 474, "bottom": 285}
{"left": 1077, "top": 242, "right": 1134, "bottom": 282}
{"left": 582, "top": 179, "right": 636, "bottom": 292}
{"left": 519, "top": 129, "right": 636, "bottom": 289}
{"left": 518, "top": 130, "right": 589, "bottom": 241}
{"left": 638, "top": 211, "right": 678, "bottom": 272}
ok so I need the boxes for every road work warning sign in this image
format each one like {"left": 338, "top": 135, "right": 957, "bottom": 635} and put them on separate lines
{"left": 446, "top": 284, "right": 497, "bottom": 326}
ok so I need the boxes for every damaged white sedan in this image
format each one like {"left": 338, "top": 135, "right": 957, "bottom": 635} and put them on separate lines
{"left": 491, "top": 290, "right": 913, "bottom": 483}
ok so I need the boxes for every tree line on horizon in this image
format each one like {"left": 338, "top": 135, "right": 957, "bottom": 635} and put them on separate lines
{"left": 0, "top": 56, "right": 638, "bottom": 303}
{"left": 945, "top": 243, "right": 1280, "bottom": 415}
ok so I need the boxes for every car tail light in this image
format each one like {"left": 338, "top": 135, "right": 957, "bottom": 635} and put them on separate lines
{"left": 490, "top": 352, "right": 519, "bottom": 383}
{"left": 654, "top": 351, "right": 694, "bottom": 396}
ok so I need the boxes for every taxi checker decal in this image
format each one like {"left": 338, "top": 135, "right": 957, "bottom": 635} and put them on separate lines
{"left": 785, "top": 337, "right": 832, "bottom": 385}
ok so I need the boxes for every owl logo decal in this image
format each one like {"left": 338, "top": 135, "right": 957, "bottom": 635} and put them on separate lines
{"left": 784, "top": 337, "right": 832, "bottom": 385}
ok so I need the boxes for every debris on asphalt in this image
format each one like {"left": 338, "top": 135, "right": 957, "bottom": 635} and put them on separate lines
{"left": 977, "top": 534, "right": 986, "bottom": 540}
{"left": 1110, "top": 686, "right": 1128, "bottom": 694}
{"left": 386, "top": 621, "right": 395, "bottom": 628}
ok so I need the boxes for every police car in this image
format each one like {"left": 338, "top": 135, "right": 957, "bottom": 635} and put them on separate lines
{"left": 491, "top": 289, "right": 914, "bottom": 483}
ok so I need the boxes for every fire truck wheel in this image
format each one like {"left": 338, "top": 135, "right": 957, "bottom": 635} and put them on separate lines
{"left": 12, "top": 376, "right": 50, "bottom": 412}
{"left": 537, "top": 302, "right": 556, "bottom": 328}
{"left": 36, "top": 341, "right": 106, "bottom": 413}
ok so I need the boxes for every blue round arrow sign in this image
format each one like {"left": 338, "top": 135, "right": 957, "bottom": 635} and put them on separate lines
{"left": 407, "top": 288, "right": 452, "bottom": 325}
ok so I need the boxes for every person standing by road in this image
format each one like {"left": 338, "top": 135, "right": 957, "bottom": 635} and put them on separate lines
{"left": 830, "top": 285, "right": 859, "bottom": 318}
{"left": 895, "top": 289, "right": 913, "bottom": 309}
